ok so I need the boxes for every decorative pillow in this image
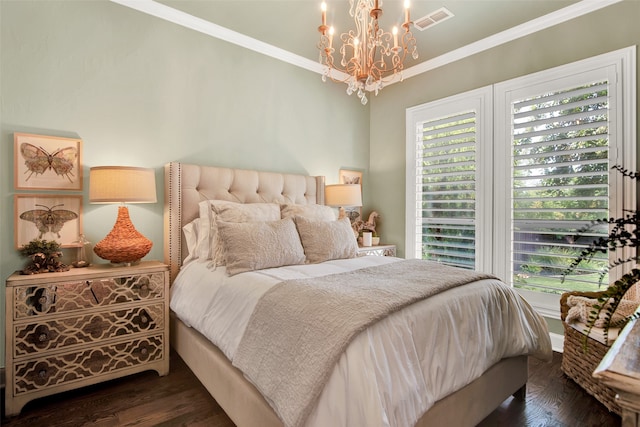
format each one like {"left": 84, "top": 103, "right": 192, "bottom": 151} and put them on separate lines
{"left": 566, "top": 295, "right": 638, "bottom": 327}
{"left": 217, "top": 218, "right": 306, "bottom": 276}
{"left": 294, "top": 216, "right": 358, "bottom": 264}
{"left": 280, "top": 204, "right": 336, "bottom": 222}
{"left": 197, "top": 200, "right": 281, "bottom": 265}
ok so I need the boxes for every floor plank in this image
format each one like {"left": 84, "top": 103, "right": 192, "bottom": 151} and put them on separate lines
{"left": 2, "top": 350, "right": 621, "bottom": 426}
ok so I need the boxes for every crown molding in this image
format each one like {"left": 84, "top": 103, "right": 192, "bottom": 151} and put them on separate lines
{"left": 111, "top": 0, "right": 623, "bottom": 89}
{"left": 401, "top": 0, "right": 624, "bottom": 82}
{"left": 110, "top": 0, "right": 324, "bottom": 75}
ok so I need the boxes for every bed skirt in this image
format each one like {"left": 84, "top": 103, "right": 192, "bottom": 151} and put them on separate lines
{"left": 170, "top": 313, "right": 528, "bottom": 427}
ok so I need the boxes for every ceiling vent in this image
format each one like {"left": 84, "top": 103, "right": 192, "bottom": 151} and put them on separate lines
{"left": 413, "top": 7, "right": 454, "bottom": 31}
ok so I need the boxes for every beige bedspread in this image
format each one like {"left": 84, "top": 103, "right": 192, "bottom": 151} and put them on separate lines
{"left": 233, "top": 260, "right": 497, "bottom": 427}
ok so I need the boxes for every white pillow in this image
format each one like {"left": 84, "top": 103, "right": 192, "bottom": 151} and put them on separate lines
{"left": 294, "top": 216, "right": 358, "bottom": 264}
{"left": 182, "top": 219, "right": 198, "bottom": 264}
{"left": 280, "top": 204, "right": 336, "bottom": 221}
{"left": 197, "top": 200, "right": 281, "bottom": 265}
{"left": 190, "top": 217, "right": 211, "bottom": 261}
{"left": 217, "top": 218, "right": 306, "bottom": 276}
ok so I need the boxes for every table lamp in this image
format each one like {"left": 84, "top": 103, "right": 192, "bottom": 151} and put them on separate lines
{"left": 325, "top": 184, "right": 362, "bottom": 220}
{"left": 90, "top": 166, "right": 157, "bottom": 265}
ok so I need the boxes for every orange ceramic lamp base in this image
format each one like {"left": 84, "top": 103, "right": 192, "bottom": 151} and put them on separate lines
{"left": 93, "top": 206, "right": 152, "bottom": 264}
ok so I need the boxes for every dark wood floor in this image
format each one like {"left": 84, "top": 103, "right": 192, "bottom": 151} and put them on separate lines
{"left": 1, "top": 350, "right": 620, "bottom": 427}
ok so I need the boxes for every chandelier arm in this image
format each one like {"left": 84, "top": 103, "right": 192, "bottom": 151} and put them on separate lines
{"left": 317, "top": 0, "right": 418, "bottom": 103}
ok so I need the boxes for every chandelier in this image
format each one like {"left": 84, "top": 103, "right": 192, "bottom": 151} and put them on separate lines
{"left": 317, "top": 0, "right": 418, "bottom": 105}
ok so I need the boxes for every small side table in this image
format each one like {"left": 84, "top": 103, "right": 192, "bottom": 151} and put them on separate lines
{"left": 593, "top": 306, "right": 640, "bottom": 427}
{"left": 357, "top": 244, "right": 396, "bottom": 257}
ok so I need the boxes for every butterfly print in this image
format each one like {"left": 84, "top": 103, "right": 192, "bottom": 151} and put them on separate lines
{"left": 20, "top": 204, "right": 78, "bottom": 238}
{"left": 20, "top": 143, "right": 77, "bottom": 182}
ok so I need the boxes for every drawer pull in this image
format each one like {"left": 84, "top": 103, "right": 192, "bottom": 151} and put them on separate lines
{"left": 38, "top": 369, "right": 47, "bottom": 379}
{"left": 140, "top": 315, "right": 148, "bottom": 324}
{"left": 141, "top": 347, "right": 148, "bottom": 355}
{"left": 33, "top": 326, "right": 51, "bottom": 347}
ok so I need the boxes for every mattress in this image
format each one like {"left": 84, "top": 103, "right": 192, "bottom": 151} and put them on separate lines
{"left": 170, "top": 256, "right": 552, "bottom": 427}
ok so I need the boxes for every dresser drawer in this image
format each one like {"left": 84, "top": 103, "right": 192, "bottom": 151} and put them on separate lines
{"left": 11, "top": 272, "right": 166, "bottom": 319}
{"left": 12, "top": 302, "right": 164, "bottom": 358}
{"left": 5, "top": 261, "right": 170, "bottom": 417}
{"left": 12, "top": 333, "right": 165, "bottom": 396}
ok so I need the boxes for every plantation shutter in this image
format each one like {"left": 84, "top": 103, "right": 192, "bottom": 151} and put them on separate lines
{"left": 510, "top": 80, "right": 610, "bottom": 293}
{"left": 408, "top": 49, "right": 633, "bottom": 316}
{"left": 416, "top": 111, "right": 478, "bottom": 269}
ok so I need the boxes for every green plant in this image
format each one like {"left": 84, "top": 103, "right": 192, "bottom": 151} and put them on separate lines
{"left": 19, "top": 238, "right": 69, "bottom": 274}
{"left": 561, "top": 165, "right": 640, "bottom": 343}
{"left": 530, "top": 245, "right": 604, "bottom": 276}
{"left": 20, "top": 239, "right": 62, "bottom": 257}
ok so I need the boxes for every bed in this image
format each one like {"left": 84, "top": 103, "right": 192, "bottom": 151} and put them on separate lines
{"left": 163, "top": 161, "right": 552, "bottom": 427}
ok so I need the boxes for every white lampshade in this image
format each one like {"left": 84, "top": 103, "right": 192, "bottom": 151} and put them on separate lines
{"left": 325, "top": 184, "right": 362, "bottom": 207}
{"left": 89, "top": 166, "right": 157, "bottom": 265}
{"left": 89, "top": 166, "right": 157, "bottom": 204}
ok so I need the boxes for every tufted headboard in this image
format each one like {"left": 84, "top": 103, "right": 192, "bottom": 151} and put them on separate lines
{"left": 163, "top": 162, "right": 326, "bottom": 283}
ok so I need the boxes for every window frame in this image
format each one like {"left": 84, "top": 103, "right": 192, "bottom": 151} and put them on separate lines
{"left": 405, "top": 46, "right": 636, "bottom": 319}
{"left": 406, "top": 87, "right": 494, "bottom": 271}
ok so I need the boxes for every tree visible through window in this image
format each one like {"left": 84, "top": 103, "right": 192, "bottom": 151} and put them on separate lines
{"left": 418, "top": 111, "right": 477, "bottom": 269}
{"left": 511, "top": 81, "right": 610, "bottom": 294}
{"left": 407, "top": 48, "right": 635, "bottom": 315}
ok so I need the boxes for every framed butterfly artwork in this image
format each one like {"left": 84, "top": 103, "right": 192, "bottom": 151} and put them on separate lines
{"left": 15, "top": 194, "right": 83, "bottom": 248}
{"left": 14, "top": 133, "right": 83, "bottom": 190}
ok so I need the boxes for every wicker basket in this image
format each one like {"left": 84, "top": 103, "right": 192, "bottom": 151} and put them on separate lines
{"left": 560, "top": 291, "right": 621, "bottom": 415}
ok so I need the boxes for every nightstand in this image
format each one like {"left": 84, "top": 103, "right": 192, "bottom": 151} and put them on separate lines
{"left": 357, "top": 244, "right": 396, "bottom": 257}
{"left": 4, "top": 261, "right": 170, "bottom": 416}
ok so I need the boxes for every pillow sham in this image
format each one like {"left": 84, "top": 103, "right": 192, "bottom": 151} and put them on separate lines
{"left": 217, "top": 218, "right": 306, "bottom": 276}
{"left": 182, "top": 219, "right": 198, "bottom": 264}
{"left": 197, "top": 200, "right": 281, "bottom": 265}
{"left": 280, "top": 204, "right": 336, "bottom": 222}
{"left": 294, "top": 216, "right": 358, "bottom": 264}
{"left": 191, "top": 216, "right": 213, "bottom": 261}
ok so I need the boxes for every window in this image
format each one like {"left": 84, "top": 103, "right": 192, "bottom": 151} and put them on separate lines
{"left": 406, "top": 88, "right": 492, "bottom": 271}
{"left": 406, "top": 48, "right": 636, "bottom": 317}
{"left": 505, "top": 79, "right": 611, "bottom": 295}
{"left": 417, "top": 111, "right": 478, "bottom": 269}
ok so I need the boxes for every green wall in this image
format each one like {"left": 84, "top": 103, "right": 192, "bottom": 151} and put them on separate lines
{"left": 0, "top": 0, "right": 369, "bottom": 367}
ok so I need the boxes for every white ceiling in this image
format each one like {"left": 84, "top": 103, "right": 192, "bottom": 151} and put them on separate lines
{"left": 112, "top": 0, "right": 622, "bottom": 82}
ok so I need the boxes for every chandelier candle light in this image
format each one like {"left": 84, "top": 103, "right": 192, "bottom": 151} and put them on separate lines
{"left": 317, "top": 0, "right": 418, "bottom": 105}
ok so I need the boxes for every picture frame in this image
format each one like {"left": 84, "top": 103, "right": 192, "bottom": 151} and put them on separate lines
{"left": 15, "top": 194, "right": 83, "bottom": 248}
{"left": 339, "top": 169, "right": 363, "bottom": 221}
{"left": 14, "top": 133, "right": 83, "bottom": 191}
{"left": 339, "top": 169, "right": 363, "bottom": 186}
